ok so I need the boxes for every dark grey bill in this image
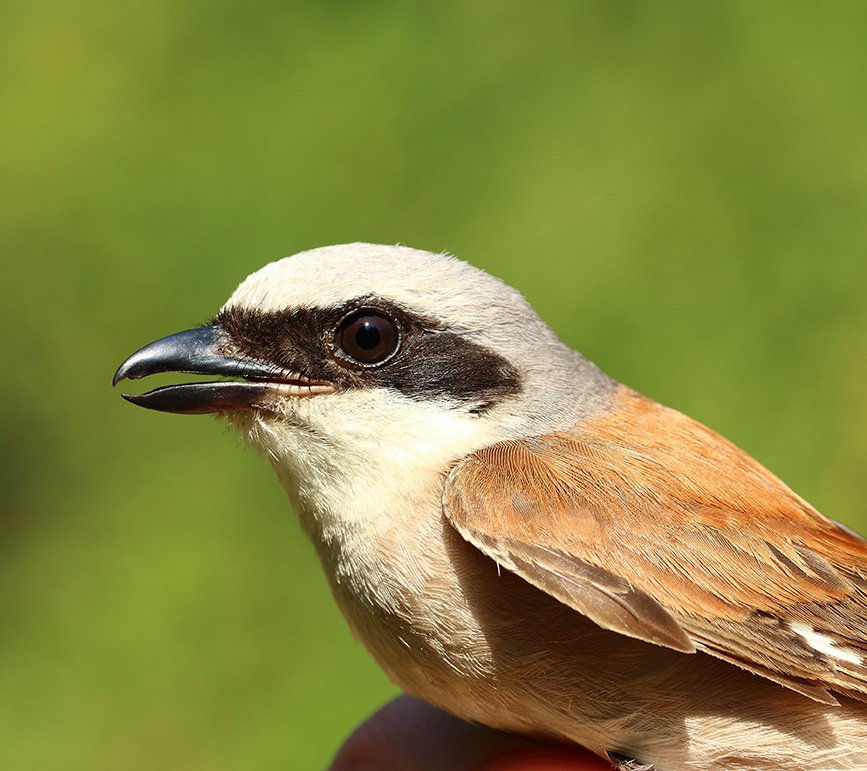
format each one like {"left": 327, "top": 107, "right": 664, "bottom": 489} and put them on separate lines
{"left": 113, "top": 325, "right": 296, "bottom": 415}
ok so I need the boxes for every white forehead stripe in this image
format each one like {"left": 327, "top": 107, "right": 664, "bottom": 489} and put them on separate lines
{"left": 790, "top": 621, "right": 862, "bottom": 666}
{"left": 223, "top": 243, "right": 533, "bottom": 336}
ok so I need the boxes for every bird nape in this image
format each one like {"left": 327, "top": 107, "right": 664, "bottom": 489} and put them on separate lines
{"left": 115, "top": 242, "right": 867, "bottom": 771}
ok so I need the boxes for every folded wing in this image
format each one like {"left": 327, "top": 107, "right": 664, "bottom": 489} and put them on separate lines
{"left": 443, "top": 388, "right": 867, "bottom": 703}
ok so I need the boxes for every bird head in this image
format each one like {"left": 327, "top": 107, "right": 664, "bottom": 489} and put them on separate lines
{"left": 114, "top": 243, "right": 612, "bottom": 520}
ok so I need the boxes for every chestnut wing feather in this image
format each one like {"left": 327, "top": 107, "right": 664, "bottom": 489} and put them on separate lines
{"left": 443, "top": 388, "right": 867, "bottom": 702}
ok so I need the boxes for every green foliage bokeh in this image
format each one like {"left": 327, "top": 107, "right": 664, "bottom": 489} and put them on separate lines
{"left": 1, "top": 2, "right": 865, "bottom": 769}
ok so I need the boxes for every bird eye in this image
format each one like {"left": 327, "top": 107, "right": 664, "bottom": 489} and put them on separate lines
{"left": 335, "top": 311, "right": 399, "bottom": 365}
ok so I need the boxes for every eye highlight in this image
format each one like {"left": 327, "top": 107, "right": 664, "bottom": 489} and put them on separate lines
{"left": 335, "top": 310, "right": 400, "bottom": 365}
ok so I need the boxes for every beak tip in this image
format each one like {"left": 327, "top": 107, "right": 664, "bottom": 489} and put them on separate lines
{"left": 113, "top": 357, "right": 142, "bottom": 387}
{"left": 114, "top": 350, "right": 145, "bottom": 387}
{"left": 113, "top": 326, "right": 228, "bottom": 393}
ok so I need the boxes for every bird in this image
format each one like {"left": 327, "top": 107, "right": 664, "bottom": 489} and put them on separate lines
{"left": 114, "top": 243, "right": 867, "bottom": 770}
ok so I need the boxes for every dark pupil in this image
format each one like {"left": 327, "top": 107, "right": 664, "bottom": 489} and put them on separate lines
{"left": 337, "top": 311, "right": 398, "bottom": 365}
{"left": 355, "top": 321, "right": 381, "bottom": 350}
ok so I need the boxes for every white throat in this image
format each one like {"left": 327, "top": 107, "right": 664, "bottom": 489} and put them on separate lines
{"left": 236, "top": 389, "right": 512, "bottom": 547}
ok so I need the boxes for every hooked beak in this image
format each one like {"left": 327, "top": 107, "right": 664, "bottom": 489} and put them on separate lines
{"left": 113, "top": 325, "right": 334, "bottom": 414}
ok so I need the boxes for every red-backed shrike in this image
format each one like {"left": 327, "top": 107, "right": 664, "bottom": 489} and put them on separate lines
{"left": 115, "top": 244, "right": 867, "bottom": 770}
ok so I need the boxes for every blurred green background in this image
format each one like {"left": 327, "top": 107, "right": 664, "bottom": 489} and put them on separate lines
{"left": 1, "top": 2, "right": 866, "bottom": 769}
